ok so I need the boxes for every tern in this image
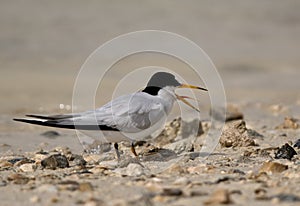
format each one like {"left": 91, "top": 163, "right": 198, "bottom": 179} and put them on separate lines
{"left": 14, "top": 72, "right": 207, "bottom": 159}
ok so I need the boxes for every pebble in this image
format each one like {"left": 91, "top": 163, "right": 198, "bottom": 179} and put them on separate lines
{"left": 0, "top": 180, "right": 7, "bottom": 187}
{"left": 173, "top": 177, "right": 190, "bottom": 185}
{"left": 161, "top": 188, "right": 183, "bottom": 196}
{"left": 0, "top": 160, "right": 13, "bottom": 169}
{"left": 204, "top": 188, "right": 232, "bottom": 205}
{"left": 275, "top": 143, "right": 297, "bottom": 160}
{"left": 7, "top": 173, "right": 30, "bottom": 185}
{"left": 293, "top": 139, "right": 300, "bottom": 149}
{"left": 126, "top": 163, "right": 145, "bottom": 177}
{"left": 68, "top": 154, "right": 87, "bottom": 167}
{"left": 259, "top": 162, "right": 288, "bottom": 174}
{"left": 7, "top": 157, "right": 26, "bottom": 165}
{"left": 29, "top": 196, "right": 40, "bottom": 203}
{"left": 271, "top": 193, "right": 300, "bottom": 202}
{"left": 220, "top": 120, "right": 256, "bottom": 147}
{"left": 79, "top": 182, "right": 94, "bottom": 192}
{"left": 276, "top": 116, "right": 299, "bottom": 129}
{"left": 19, "top": 163, "right": 35, "bottom": 172}
{"left": 83, "top": 154, "right": 103, "bottom": 164}
{"left": 41, "top": 154, "right": 69, "bottom": 169}
{"left": 154, "top": 117, "right": 181, "bottom": 147}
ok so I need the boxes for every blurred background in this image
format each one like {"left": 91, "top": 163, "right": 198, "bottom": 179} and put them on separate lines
{"left": 1, "top": 0, "right": 300, "bottom": 150}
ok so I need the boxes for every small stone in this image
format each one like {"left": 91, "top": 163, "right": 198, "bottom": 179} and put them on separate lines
{"left": 79, "top": 182, "right": 93, "bottom": 192}
{"left": 30, "top": 196, "right": 40, "bottom": 203}
{"left": 7, "top": 173, "right": 30, "bottom": 185}
{"left": 14, "top": 158, "right": 35, "bottom": 167}
{"left": 271, "top": 194, "right": 300, "bottom": 202}
{"left": 276, "top": 117, "right": 299, "bottom": 129}
{"left": 161, "top": 188, "right": 183, "bottom": 196}
{"left": 19, "top": 163, "right": 35, "bottom": 172}
{"left": 220, "top": 120, "right": 257, "bottom": 148}
{"left": 189, "top": 190, "right": 208, "bottom": 197}
{"left": 7, "top": 157, "right": 26, "bottom": 165}
{"left": 126, "top": 163, "right": 145, "bottom": 177}
{"left": 294, "top": 139, "right": 300, "bottom": 149}
{"left": 68, "top": 154, "right": 87, "bottom": 167}
{"left": 173, "top": 177, "right": 190, "bottom": 185}
{"left": 58, "top": 180, "right": 79, "bottom": 191}
{"left": 204, "top": 188, "right": 232, "bottom": 205}
{"left": 259, "top": 162, "right": 288, "bottom": 174}
{"left": 0, "top": 180, "right": 7, "bottom": 187}
{"left": 254, "top": 188, "right": 268, "bottom": 200}
{"left": 83, "top": 154, "right": 103, "bottom": 164}
{"left": 154, "top": 117, "right": 181, "bottom": 147}
{"left": 41, "top": 154, "right": 69, "bottom": 169}
{"left": 275, "top": 143, "right": 297, "bottom": 160}
{"left": 41, "top": 131, "right": 60, "bottom": 138}
{"left": 164, "top": 164, "right": 185, "bottom": 175}
{"left": 52, "top": 146, "right": 71, "bottom": 155}
{"left": 0, "top": 160, "right": 13, "bottom": 169}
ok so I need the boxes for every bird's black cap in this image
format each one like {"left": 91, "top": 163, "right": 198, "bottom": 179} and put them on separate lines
{"left": 142, "top": 72, "right": 181, "bottom": 95}
{"left": 143, "top": 72, "right": 181, "bottom": 95}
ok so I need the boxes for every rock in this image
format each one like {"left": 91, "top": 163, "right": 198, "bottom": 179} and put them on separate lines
{"left": 7, "top": 173, "right": 30, "bottom": 185}
{"left": 294, "top": 139, "right": 300, "bottom": 149}
{"left": 52, "top": 146, "right": 72, "bottom": 155}
{"left": 83, "top": 154, "right": 103, "bottom": 164}
{"left": 254, "top": 188, "right": 268, "bottom": 200}
{"left": 30, "top": 196, "right": 40, "bottom": 203}
{"left": 7, "top": 157, "right": 26, "bottom": 165}
{"left": 173, "top": 177, "right": 190, "bottom": 185}
{"left": 0, "top": 160, "right": 13, "bottom": 169}
{"left": 220, "top": 120, "right": 257, "bottom": 147}
{"left": 0, "top": 180, "right": 7, "bottom": 187}
{"left": 126, "top": 163, "right": 145, "bottom": 177}
{"left": 154, "top": 117, "right": 181, "bottom": 147}
{"left": 271, "top": 194, "right": 300, "bottom": 202}
{"left": 268, "top": 104, "right": 288, "bottom": 115}
{"left": 276, "top": 117, "right": 299, "bottom": 129}
{"left": 41, "top": 154, "right": 69, "bottom": 169}
{"left": 164, "top": 137, "right": 194, "bottom": 154}
{"left": 161, "top": 188, "right": 183, "bottom": 196}
{"left": 41, "top": 130, "right": 60, "bottom": 138}
{"left": 14, "top": 158, "right": 35, "bottom": 167}
{"left": 275, "top": 143, "right": 297, "bottom": 160}
{"left": 204, "top": 188, "right": 232, "bottom": 205}
{"left": 57, "top": 180, "right": 79, "bottom": 191}
{"left": 259, "top": 162, "right": 288, "bottom": 174}
{"left": 68, "top": 154, "right": 87, "bottom": 167}
{"left": 19, "top": 163, "right": 35, "bottom": 172}
{"left": 79, "top": 182, "right": 94, "bottom": 192}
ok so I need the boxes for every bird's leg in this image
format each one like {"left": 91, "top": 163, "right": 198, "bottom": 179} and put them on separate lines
{"left": 130, "top": 142, "right": 138, "bottom": 157}
{"left": 114, "top": 143, "right": 121, "bottom": 161}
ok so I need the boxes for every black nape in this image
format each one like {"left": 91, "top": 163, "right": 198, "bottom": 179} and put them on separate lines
{"left": 142, "top": 86, "right": 161, "bottom": 95}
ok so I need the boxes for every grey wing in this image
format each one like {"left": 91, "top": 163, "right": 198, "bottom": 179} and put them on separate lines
{"left": 94, "top": 93, "right": 166, "bottom": 132}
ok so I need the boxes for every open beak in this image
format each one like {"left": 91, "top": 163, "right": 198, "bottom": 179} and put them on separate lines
{"left": 176, "top": 84, "right": 207, "bottom": 112}
{"left": 178, "top": 84, "right": 208, "bottom": 91}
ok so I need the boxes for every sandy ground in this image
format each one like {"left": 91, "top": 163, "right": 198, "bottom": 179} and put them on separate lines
{"left": 1, "top": 1, "right": 300, "bottom": 205}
